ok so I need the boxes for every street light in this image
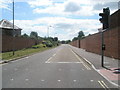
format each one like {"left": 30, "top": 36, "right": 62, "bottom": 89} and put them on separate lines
{"left": 54, "top": 33, "right": 57, "bottom": 38}
{"left": 12, "top": 0, "right": 15, "bottom": 55}
{"left": 47, "top": 25, "right": 52, "bottom": 38}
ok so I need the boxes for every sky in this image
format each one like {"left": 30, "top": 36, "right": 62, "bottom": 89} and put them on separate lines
{"left": 0, "top": 0, "right": 119, "bottom": 40}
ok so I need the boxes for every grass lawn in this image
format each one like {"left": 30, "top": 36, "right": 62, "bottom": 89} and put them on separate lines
{"left": 1, "top": 44, "right": 57, "bottom": 60}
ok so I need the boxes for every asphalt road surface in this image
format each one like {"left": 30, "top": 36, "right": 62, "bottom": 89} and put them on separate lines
{"left": 2, "top": 44, "right": 118, "bottom": 89}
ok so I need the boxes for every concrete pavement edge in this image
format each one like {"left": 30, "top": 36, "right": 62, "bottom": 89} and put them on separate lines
{"left": 71, "top": 48, "right": 120, "bottom": 88}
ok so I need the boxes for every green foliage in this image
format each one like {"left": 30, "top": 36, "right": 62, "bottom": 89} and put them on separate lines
{"left": 72, "top": 37, "right": 78, "bottom": 41}
{"left": 66, "top": 40, "right": 71, "bottom": 44}
{"left": 32, "top": 44, "right": 46, "bottom": 49}
{"left": 72, "top": 31, "right": 85, "bottom": 41}
{"left": 78, "top": 31, "right": 85, "bottom": 39}
{"left": 54, "top": 37, "right": 58, "bottom": 41}
{"left": 30, "top": 31, "right": 38, "bottom": 39}
{"left": 21, "top": 33, "right": 29, "bottom": 38}
{"left": 2, "top": 44, "right": 55, "bottom": 60}
{"left": 45, "top": 41, "right": 53, "bottom": 47}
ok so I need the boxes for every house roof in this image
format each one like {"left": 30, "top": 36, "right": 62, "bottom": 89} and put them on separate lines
{"left": 0, "top": 19, "right": 22, "bottom": 30}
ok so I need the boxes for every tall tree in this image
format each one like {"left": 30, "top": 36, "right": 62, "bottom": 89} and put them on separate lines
{"left": 30, "top": 31, "right": 38, "bottom": 39}
{"left": 21, "top": 33, "right": 29, "bottom": 38}
{"left": 72, "top": 37, "right": 78, "bottom": 41}
{"left": 78, "top": 31, "right": 85, "bottom": 39}
{"left": 54, "top": 37, "right": 58, "bottom": 41}
{"left": 66, "top": 40, "right": 71, "bottom": 44}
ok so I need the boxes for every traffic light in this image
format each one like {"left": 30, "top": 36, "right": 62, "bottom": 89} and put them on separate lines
{"left": 99, "top": 7, "right": 110, "bottom": 29}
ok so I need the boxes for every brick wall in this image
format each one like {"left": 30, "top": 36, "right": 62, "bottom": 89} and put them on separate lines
{"left": 2, "top": 35, "right": 42, "bottom": 52}
{"left": 104, "top": 27, "right": 119, "bottom": 59}
{"left": 85, "top": 33, "right": 101, "bottom": 54}
{"left": 80, "top": 39, "right": 85, "bottom": 49}
{"left": 70, "top": 10, "right": 120, "bottom": 60}
{"left": 70, "top": 40, "right": 80, "bottom": 48}
{"left": 70, "top": 27, "right": 120, "bottom": 59}
{"left": 109, "top": 9, "right": 120, "bottom": 29}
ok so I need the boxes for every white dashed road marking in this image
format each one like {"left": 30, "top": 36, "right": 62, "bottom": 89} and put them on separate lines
{"left": 41, "top": 80, "right": 45, "bottom": 82}
{"left": 73, "top": 80, "right": 77, "bottom": 82}
{"left": 90, "top": 80, "right": 94, "bottom": 82}
{"left": 58, "top": 80, "right": 61, "bottom": 82}
{"left": 10, "top": 78, "right": 14, "bottom": 81}
{"left": 25, "top": 79, "right": 29, "bottom": 81}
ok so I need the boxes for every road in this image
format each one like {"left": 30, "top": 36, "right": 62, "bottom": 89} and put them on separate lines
{"left": 2, "top": 44, "right": 118, "bottom": 88}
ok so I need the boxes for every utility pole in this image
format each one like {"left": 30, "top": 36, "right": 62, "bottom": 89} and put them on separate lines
{"left": 12, "top": 0, "right": 15, "bottom": 55}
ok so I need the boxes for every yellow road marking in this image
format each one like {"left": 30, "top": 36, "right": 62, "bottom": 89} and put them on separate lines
{"left": 70, "top": 48, "right": 91, "bottom": 70}
{"left": 82, "top": 63, "right": 91, "bottom": 70}
{"left": 70, "top": 48, "right": 83, "bottom": 62}
{"left": 98, "top": 80, "right": 110, "bottom": 90}
{"left": 101, "top": 81, "right": 110, "bottom": 89}
{"left": 98, "top": 81, "right": 106, "bottom": 89}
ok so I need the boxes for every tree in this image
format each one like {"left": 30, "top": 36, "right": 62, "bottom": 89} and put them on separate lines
{"left": 54, "top": 37, "right": 58, "bottom": 41}
{"left": 30, "top": 31, "right": 38, "bottom": 39}
{"left": 72, "top": 37, "right": 78, "bottom": 41}
{"left": 66, "top": 40, "right": 71, "bottom": 44}
{"left": 78, "top": 31, "right": 85, "bottom": 39}
{"left": 21, "top": 33, "right": 29, "bottom": 38}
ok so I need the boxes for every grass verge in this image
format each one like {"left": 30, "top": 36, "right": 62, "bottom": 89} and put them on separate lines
{"left": 1, "top": 44, "right": 57, "bottom": 60}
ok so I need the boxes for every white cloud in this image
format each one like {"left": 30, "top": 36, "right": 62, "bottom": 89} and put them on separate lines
{"left": 11, "top": 17, "right": 101, "bottom": 40}
{"left": 2, "top": 0, "right": 118, "bottom": 40}
{"left": 0, "top": 0, "right": 12, "bottom": 11}
{"left": 29, "top": 0, "right": 119, "bottom": 17}
{"left": 28, "top": 0, "right": 53, "bottom": 7}
{"left": 64, "top": 2, "right": 81, "bottom": 12}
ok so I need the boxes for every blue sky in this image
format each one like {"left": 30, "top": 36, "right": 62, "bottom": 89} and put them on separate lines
{"left": 0, "top": 0, "right": 119, "bottom": 40}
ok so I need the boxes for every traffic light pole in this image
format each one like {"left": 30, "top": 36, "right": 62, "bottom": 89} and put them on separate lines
{"left": 99, "top": 7, "right": 110, "bottom": 67}
{"left": 101, "top": 30, "right": 104, "bottom": 67}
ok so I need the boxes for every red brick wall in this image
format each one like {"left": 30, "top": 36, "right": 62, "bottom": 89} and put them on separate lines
{"left": 104, "top": 27, "right": 119, "bottom": 59}
{"left": 70, "top": 40, "right": 80, "bottom": 48}
{"left": 2, "top": 35, "right": 42, "bottom": 52}
{"left": 70, "top": 10, "right": 120, "bottom": 59}
{"left": 80, "top": 39, "right": 86, "bottom": 49}
{"left": 109, "top": 9, "right": 120, "bottom": 29}
{"left": 85, "top": 33, "right": 101, "bottom": 54}
{"left": 70, "top": 27, "right": 120, "bottom": 59}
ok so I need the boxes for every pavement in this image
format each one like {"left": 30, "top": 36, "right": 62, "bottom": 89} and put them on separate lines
{"left": 1, "top": 44, "right": 119, "bottom": 89}
{"left": 69, "top": 45, "right": 120, "bottom": 87}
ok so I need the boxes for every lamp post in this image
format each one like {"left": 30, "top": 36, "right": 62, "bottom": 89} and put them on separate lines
{"left": 47, "top": 25, "right": 52, "bottom": 38}
{"left": 12, "top": 0, "right": 15, "bottom": 55}
{"left": 54, "top": 33, "right": 57, "bottom": 38}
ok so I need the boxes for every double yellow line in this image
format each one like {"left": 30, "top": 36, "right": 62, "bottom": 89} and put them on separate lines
{"left": 70, "top": 48, "right": 91, "bottom": 70}
{"left": 98, "top": 80, "right": 110, "bottom": 90}
{"left": 82, "top": 63, "right": 91, "bottom": 70}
